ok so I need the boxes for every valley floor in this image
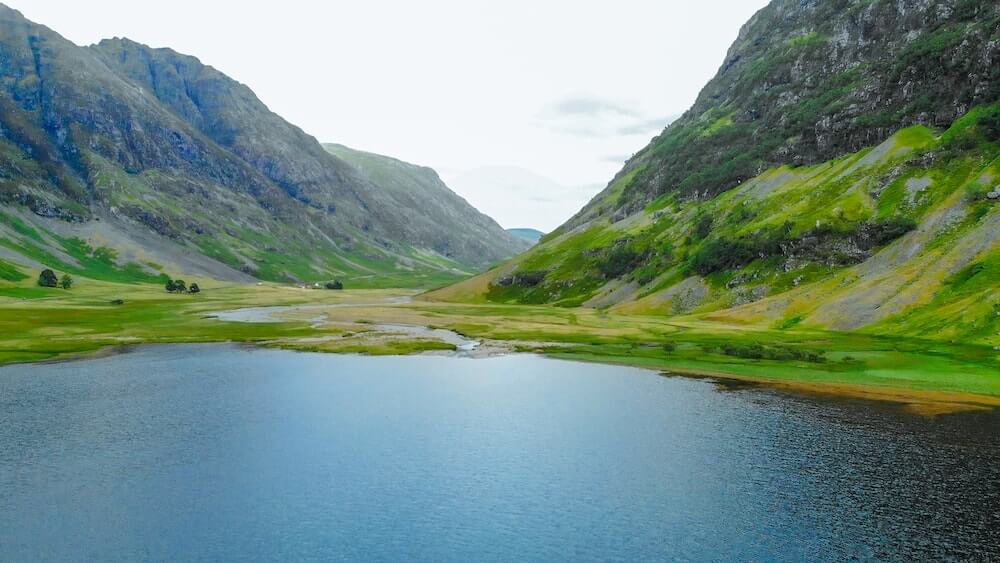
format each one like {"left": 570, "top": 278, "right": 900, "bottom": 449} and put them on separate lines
{"left": 1, "top": 279, "right": 997, "bottom": 415}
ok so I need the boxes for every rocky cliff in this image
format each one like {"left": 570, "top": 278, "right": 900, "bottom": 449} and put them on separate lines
{"left": 566, "top": 0, "right": 999, "bottom": 226}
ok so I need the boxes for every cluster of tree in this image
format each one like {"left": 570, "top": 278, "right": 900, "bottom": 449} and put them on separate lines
{"left": 496, "top": 270, "right": 547, "bottom": 288}
{"left": 687, "top": 218, "right": 917, "bottom": 276}
{"left": 324, "top": 280, "right": 344, "bottom": 290}
{"left": 37, "top": 269, "right": 73, "bottom": 289}
{"left": 595, "top": 243, "right": 648, "bottom": 280}
{"left": 165, "top": 278, "right": 200, "bottom": 294}
{"left": 718, "top": 342, "right": 826, "bottom": 363}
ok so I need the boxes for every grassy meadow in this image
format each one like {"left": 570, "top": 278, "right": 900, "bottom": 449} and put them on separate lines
{"left": 2, "top": 270, "right": 997, "bottom": 414}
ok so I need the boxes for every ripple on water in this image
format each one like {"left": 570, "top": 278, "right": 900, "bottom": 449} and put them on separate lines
{"left": 0, "top": 344, "right": 998, "bottom": 561}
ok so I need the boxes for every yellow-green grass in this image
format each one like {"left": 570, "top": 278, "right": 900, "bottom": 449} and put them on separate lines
{"left": 275, "top": 298, "right": 1000, "bottom": 399}
{"left": 1, "top": 272, "right": 997, "bottom": 412}
{"left": 0, "top": 273, "right": 416, "bottom": 364}
{"left": 277, "top": 337, "right": 456, "bottom": 356}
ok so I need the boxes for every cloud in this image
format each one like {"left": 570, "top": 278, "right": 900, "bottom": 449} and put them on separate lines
{"left": 443, "top": 166, "right": 603, "bottom": 231}
{"left": 604, "top": 154, "right": 632, "bottom": 164}
{"left": 549, "top": 97, "right": 640, "bottom": 118}
{"left": 616, "top": 114, "right": 679, "bottom": 136}
{"left": 539, "top": 97, "right": 678, "bottom": 140}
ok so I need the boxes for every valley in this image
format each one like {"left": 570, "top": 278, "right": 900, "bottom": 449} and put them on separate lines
{"left": 2, "top": 1, "right": 1000, "bottom": 557}
{"left": 0, "top": 0, "right": 997, "bottom": 415}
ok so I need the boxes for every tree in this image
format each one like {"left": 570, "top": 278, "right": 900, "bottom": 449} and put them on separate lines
{"left": 38, "top": 269, "right": 58, "bottom": 288}
{"left": 325, "top": 280, "right": 344, "bottom": 290}
{"left": 59, "top": 274, "right": 74, "bottom": 290}
{"left": 165, "top": 279, "right": 177, "bottom": 293}
{"left": 173, "top": 279, "right": 187, "bottom": 293}
{"left": 188, "top": 282, "right": 200, "bottom": 294}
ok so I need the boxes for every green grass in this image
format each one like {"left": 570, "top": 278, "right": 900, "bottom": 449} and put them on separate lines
{"left": 0, "top": 259, "right": 27, "bottom": 281}
{"left": 0, "top": 278, "right": 336, "bottom": 364}
{"left": 550, "top": 336, "right": 999, "bottom": 397}
{"left": 282, "top": 338, "right": 456, "bottom": 356}
{"left": 292, "top": 296, "right": 1000, "bottom": 399}
{"left": 1, "top": 276, "right": 997, "bottom": 412}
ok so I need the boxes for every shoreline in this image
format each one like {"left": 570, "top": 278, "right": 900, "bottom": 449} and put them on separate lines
{"left": 669, "top": 368, "right": 1000, "bottom": 416}
{"left": 1, "top": 289, "right": 996, "bottom": 416}
{"left": 3, "top": 335, "right": 998, "bottom": 416}
{"left": 543, "top": 352, "right": 1000, "bottom": 416}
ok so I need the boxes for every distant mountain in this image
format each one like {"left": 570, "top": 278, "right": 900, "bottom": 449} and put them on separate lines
{"left": 322, "top": 144, "right": 529, "bottom": 261}
{"left": 430, "top": 0, "right": 1000, "bottom": 346}
{"left": 0, "top": 5, "right": 519, "bottom": 286}
{"left": 506, "top": 228, "right": 544, "bottom": 244}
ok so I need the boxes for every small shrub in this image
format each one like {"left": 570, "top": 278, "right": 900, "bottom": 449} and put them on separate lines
{"left": 694, "top": 213, "right": 714, "bottom": 239}
{"left": 860, "top": 217, "right": 917, "bottom": 250}
{"left": 979, "top": 108, "right": 1000, "bottom": 142}
{"left": 188, "top": 283, "right": 201, "bottom": 294}
{"left": 635, "top": 270, "right": 657, "bottom": 286}
{"left": 719, "top": 342, "right": 826, "bottom": 363}
{"left": 59, "top": 274, "right": 73, "bottom": 290}
{"left": 325, "top": 280, "right": 344, "bottom": 290}
{"left": 37, "top": 269, "right": 58, "bottom": 288}
{"left": 689, "top": 238, "right": 758, "bottom": 276}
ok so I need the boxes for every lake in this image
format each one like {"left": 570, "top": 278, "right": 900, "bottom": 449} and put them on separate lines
{"left": 1, "top": 344, "right": 998, "bottom": 561}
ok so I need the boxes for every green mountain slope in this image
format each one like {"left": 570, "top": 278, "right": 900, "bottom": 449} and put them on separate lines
{"left": 430, "top": 0, "right": 1000, "bottom": 346}
{"left": 0, "top": 5, "right": 522, "bottom": 287}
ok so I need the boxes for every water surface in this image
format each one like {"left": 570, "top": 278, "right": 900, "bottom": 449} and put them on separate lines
{"left": 1, "top": 345, "right": 998, "bottom": 561}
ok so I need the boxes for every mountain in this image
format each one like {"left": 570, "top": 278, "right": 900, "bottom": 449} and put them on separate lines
{"left": 0, "top": 5, "right": 521, "bottom": 286}
{"left": 430, "top": 0, "right": 1000, "bottom": 346}
{"left": 506, "top": 228, "right": 544, "bottom": 244}
{"left": 322, "top": 144, "right": 529, "bottom": 262}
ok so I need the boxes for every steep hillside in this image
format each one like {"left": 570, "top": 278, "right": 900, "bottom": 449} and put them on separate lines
{"left": 0, "top": 5, "right": 516, "bottom": 286}
{"left": 566, "top": 0, "right": 999, "bottom": 227}
{"left": 429, "top": 0, "right": 1000, "bottom": 346}
{"left": 322, "top": 144, "right": 529, "bottom": 263}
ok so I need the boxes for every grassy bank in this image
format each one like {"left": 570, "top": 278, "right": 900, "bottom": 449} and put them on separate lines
{"left": 1, "top": 275, "right": 997, "bottom": 413}
{"left": 0, "top": 277, "right": 362, "bottom": 364}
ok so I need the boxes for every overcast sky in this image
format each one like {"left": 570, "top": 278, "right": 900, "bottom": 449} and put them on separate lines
{"left": 10, "top": 0, "right": 768, "bottom": 231}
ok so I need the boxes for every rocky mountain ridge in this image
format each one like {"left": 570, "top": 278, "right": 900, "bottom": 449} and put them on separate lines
{"left": 0, "top": 5, "right": 523, "bottom": 285}
{"left": 565, "top": 0, "right": 999, "bottom": 228}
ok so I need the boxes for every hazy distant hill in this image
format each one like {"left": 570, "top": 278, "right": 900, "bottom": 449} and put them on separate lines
{"left": 506, "top": 228, "right": 544, "bottom": 244}
{"left": 323, "top": 143, "right": 530, "bottom": 261}
{"left": 0, "top": 5, "right": 521, "bottom": 286}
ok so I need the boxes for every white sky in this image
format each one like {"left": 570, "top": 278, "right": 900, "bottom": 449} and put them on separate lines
{"left": 9, "top": 0, "right": 768, "bottom": 231}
